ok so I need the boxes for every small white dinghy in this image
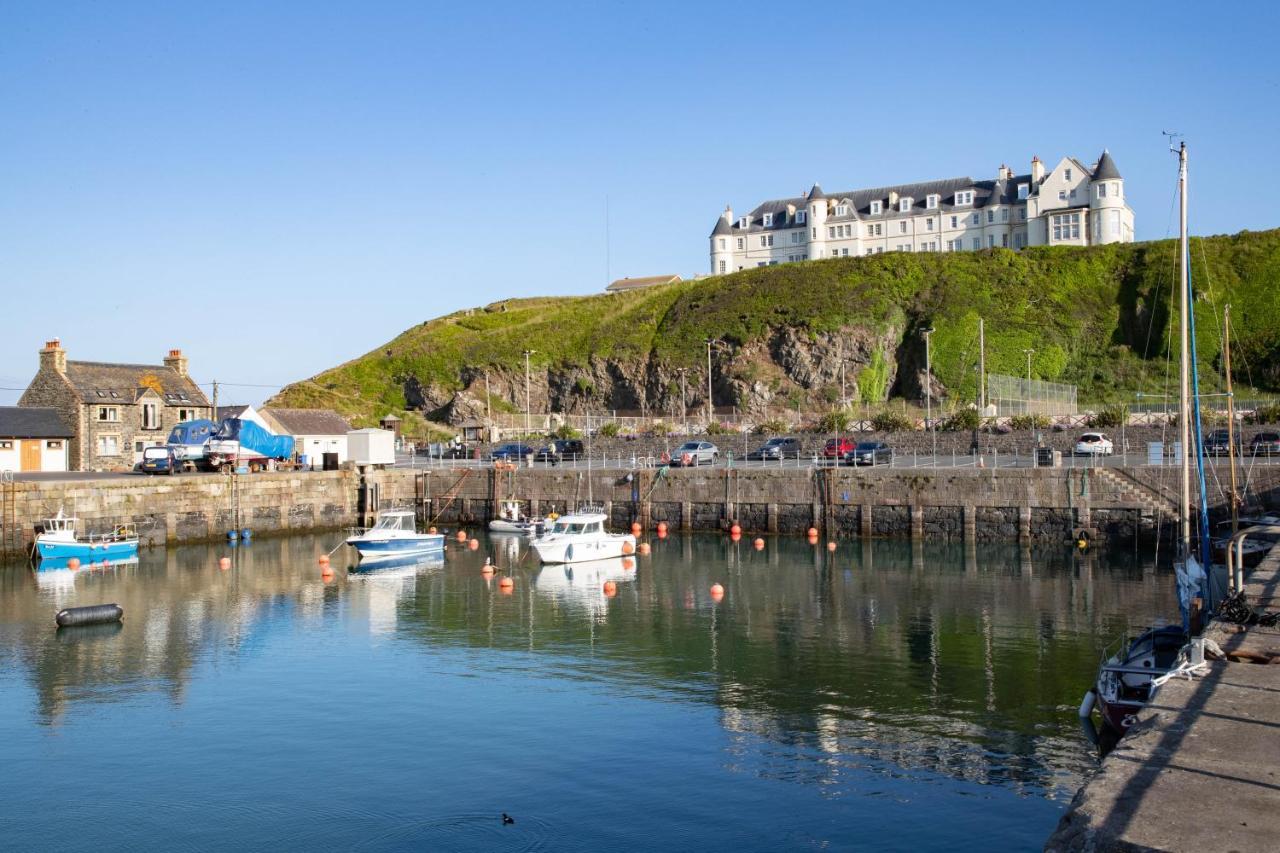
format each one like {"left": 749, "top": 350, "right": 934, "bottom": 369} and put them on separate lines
{"left": 488, "top": 500, "right": 550, "bottom": 537}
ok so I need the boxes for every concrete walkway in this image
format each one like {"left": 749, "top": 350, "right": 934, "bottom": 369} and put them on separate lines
{"left": 1046, "top": 551, "right": 1280, "bottom": 851}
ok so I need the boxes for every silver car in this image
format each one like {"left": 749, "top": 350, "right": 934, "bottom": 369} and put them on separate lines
{"left": 671, "top": 440, "right": 719, "bottom": 467}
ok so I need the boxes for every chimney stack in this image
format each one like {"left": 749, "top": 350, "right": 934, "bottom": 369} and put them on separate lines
{"left": 164, "top": 348, "right": 189, "bottom": 377}
{"left": 40, "top": 338, "right": 67, "bottom": 374}
{"left": 1031, "top": 156, "right": 1044, "bottom": 183}
{"left": 998, "top": 163, "right": 1012, "bottom": 181}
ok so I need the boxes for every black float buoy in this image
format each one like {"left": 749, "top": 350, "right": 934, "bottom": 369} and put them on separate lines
{"left": 55, "top": 603, "right": 124, "bottom": 628}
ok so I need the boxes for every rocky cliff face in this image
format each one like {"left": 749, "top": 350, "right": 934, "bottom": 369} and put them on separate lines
{"left": 407, "top": 323, "right": 908, "bottom": 425}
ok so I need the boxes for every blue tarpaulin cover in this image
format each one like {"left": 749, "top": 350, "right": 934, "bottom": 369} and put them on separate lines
{"left": 214, "top": 418, "right": 295, "bottom": 460}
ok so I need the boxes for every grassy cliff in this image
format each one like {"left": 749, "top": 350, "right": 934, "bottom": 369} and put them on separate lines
{"left": 269, "top": 228, "right": 1280, "bottom": 427}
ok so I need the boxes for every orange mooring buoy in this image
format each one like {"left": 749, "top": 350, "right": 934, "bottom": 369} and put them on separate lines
{"left": 603, "top": 581, "right": 617, "bottom": 597}
{"left": 710, "top": 583, "right": 725, "bottom": 600}
{"left": 807, "top": 527, "right": 819, "bottom": 538}
{"left": 468, "top": 538, "right": 479, "bottom": 550}
{"left": 498, "top": 576, "right": 514, "bottom": 590}
{"left": 753, "top": 538, "right": 765, "bottom": 550}
{"left": 622, "top": 557, "right": 635, "bottom": 571}
{"left": 622, "top": 540, "right": 635, "bottom": 555}
{"left": 730, "top": 523, "right": 741, "bottom": 536}
{"left": 219, "top": 556, "right": 231, "bottom": 570}
{"left": 657, "top": 521, "right": 668, "bottom": 534}
{"left": 631, "top": 522, "right": 641, "bottom": 535}
{"left": 638, "top": 542, "right": 651, "bottom": 555}
{"left": 318, "top": 554, "right": 330, "bottom": 566}
{"left": 456, "top": 530, "right": 467, "bottom": 542}
{"left": 67, "top": 557, "right": 81, "bottom": 570}
{"left": 827, "top": 541, "right": 837, "bottom": 552}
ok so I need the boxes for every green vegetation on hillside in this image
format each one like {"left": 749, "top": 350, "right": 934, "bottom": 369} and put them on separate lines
{"left": 270, "top": 228, "right": 1280, "bottom": 426}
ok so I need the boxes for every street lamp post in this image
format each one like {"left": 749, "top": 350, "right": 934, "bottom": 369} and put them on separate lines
{"left": 921, "top": 327, "right": 936, "bottom": 464}
{"left": 1024, "top": 348, "right": 1035, "bottom": 384}
{"left": 523, "top": 349, "right": 535, "bottom": 437}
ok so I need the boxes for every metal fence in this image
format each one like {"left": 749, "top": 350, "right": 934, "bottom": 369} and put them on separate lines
{"left": 987, "top": 373, "right": 1078, "bottom": 417}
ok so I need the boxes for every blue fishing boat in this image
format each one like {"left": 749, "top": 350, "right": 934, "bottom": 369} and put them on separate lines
{"left": 345, "top": 510, "right": 444, "bottom": 563}
{"left": 35, "top": 509, "right": 139, "bottom": 562}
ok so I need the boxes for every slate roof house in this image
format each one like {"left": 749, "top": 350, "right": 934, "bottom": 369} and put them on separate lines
{"left": 19, "top": 340, "right": 212, "bottom": 471}
{"left": 606, "top": 274, "right": 681, "bottom": 293}
{"left": 0, "top": 406, "right": 73, "bottom": 473}
{"left": 709, "top": 150, "right": 1134, "bottom": 273}
{"left": 260, "top": 407, "right": 352, "bottom": 468}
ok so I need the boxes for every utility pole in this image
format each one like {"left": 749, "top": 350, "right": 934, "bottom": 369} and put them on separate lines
{"left": 978, "top": 318, "right": 985, "bottom": 412}
{"left": 485, "top": 371, "right": 491, "bottom": 421}
{"left": 838, "top": 339, "right": 846, "bottom": 407}
{"left": 1024, "top": 348, "right": 1035, "bottom": 384}
{"left": 675, "top": 368, "right": 688, "bottom": 436}
{"left": 211, "top": 380, "right": 219, "bottom": 419}
{"left": 705, "top": 338, "right": 719, "bottom": 426}
{"left": 922, "top": 327, "right": 936, "bottom": 464}
{"left": 1225, "top": 304, "right": 1239, "bottom": 534}
{"left": 523, "top": 350, "right": 535, "bottom": 437}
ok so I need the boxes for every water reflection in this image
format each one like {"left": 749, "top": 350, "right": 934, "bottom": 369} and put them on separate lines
{"left": 0, "top": 532, "right": 1175, "bottom": 842}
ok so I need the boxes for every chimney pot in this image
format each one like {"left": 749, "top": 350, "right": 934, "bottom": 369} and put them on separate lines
{"left": 40, "top": 338, "right": 67, "bottom": 373}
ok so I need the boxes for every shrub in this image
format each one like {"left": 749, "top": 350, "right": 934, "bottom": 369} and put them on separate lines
{"left": 706, "top": 421, "right": 732, "bottom": 435}
{"left": 551, "top": 424, "right": 581, "bottom": 439}
{"left": 649, "top": 421, "right": 672, "bottom": 436}
{"left": 940, "top": 408, "right": 982, "bottom": 432}
{"left": 1246, "top": 403, "right": 1280, "bottom": 425}
{"left": 598, "top": 421, "right": 621, "bottom": 437}
{"left": 1008, "top": 413, "right": 1051, "bottom": 430}
{"left": 1087, "top": 405, "right": 1129, "bottom": 429}
{"left": 871, "top": 410, "right": 914, "bottom": 432}
{"left": 816, "top": 411, "right": 852, "bottom": 433}
{"left": 753, "top": 418, "right": 789, "bottom": 435}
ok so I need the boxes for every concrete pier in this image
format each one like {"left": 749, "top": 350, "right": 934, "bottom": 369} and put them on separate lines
{"left": 1046, "top": 548, "right": 1280, "bottom": 852}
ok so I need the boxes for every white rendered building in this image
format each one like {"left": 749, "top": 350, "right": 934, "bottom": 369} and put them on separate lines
{"left": 709, "top": 151, "right": 1134, "bottom": 273}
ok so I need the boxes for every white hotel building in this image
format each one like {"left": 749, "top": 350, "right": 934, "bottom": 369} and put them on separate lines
{"left": 709, "top": 152, "right": 1134, "bottom": 273}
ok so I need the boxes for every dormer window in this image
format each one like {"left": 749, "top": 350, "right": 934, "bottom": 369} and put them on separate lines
{"left": 762, "top": 213, "right": 773, "bottom": 227}
{"left": 899, "top": 197, "right": 912, "bottom": 213}
{"left": 738, "top": 217, "right": 749, "bottom": 229}
{"left": 926, "top": 194, "right": 939, "bottom": 209}
{"left": 795, "top": 210, "right": 807, "bottom": 225}
{"left": 835, "top": 204, "right": 848, "bottom": 216}
{"left": 1017, "top": 183, "right": 1029, "bottom": 200}
{"left": 954, "top": 190, "right": 974, "bottom": 206}
{"left": 869, "top": 200, "right": 882, "bottom": 215}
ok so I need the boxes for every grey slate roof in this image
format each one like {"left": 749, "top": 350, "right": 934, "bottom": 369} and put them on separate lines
{"left": 807, "top": 183, "right": 825, "bottom": 200}
{"left": 62, "top": 360, "right": 209, "bottom": 406}
{"left": 260, "top": 407, "right": 352, "bottom": 436}
{"left": 1093, "top": 150, "right": 1121, "bottom": 180}
{"left": 606, "top": 274, "right": 681, "bottom": 292}
{"left": 1, "top": 406, "right": 72, "bottom": 438}
{"left": 710, "top": 216, "right": 734, "bottom": 237}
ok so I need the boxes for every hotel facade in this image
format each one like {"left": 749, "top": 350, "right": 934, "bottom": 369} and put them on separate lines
{"left": 709, "top": 151, "right": 1134, "bottom": 273}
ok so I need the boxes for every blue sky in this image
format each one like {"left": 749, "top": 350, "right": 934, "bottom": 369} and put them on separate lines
{"left": 3, "top": 1, "right": 1278, "bottom": 406}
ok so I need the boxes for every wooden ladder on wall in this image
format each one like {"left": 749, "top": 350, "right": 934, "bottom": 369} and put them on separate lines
{"left": 430, "top": 469, "right": 474, "bottom": 525}
{"left": 1, "top": 471, "right": 18, "bottom": 557}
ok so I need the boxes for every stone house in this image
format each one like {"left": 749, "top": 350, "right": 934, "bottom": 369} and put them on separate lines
{"left": 18, "top": 340, "right": 212, "bottom": 472}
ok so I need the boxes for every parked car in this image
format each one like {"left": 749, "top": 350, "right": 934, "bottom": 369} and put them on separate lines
{"left": 489, "top": 443, "right": 535, "bottom": 462}
{"left": 746, "top": 437, "right": 802, "bottom": 461}
{"left": 1250, "top": 432, "right": 1280, "bottom": 456}
{"left": 534, "top": 439, "right": 585, "bottom": 464}
{"left": 1202, "top": 429, "right": 1242, "bottom": 457}
{"left": 823, "top": 437, "right": 855, "bottom": 460}
{"left": 1074, "top": 433, "right": 1114, "bottom": 456}
{"left": 139, "top": 446, "right": 181, "bottom": 475}
{"left": 845, "top": 441, "right": 894, "bottom": 467}
{"left": 669, "top": 440, "right": 718, "bottom": 467}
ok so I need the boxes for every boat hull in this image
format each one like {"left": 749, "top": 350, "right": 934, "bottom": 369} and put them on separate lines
{"left": 36, "top": 538, "right": 139, "bottom": 561}
{"left": 345, "top": 534, "right": 445, "bottom": 562}
{"left": 532, "top": 534, "right": 636, "bottom": 564}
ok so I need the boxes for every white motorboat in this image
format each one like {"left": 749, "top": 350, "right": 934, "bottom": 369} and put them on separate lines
{"left": 488, "top": 500, "right": 550, "bottom": 536}
{"left": 529, "top": 511, "right": 636, "bottom": 564}
{"left": 535, "top": 557, "right": 636, "bottom": 611}
{"left": 345, "top": 509, "right": 444, "bottom": 562}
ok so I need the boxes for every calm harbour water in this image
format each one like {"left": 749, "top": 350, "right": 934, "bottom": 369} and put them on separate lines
{"left": 0, "top": 532, "right": 1175, "bottom": 852}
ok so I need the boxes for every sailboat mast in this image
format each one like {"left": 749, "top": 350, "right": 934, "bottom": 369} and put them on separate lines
{"left": 1178, "top": 141, "right": 1191, "bottom": 560}
{"left": 1225, "top": 304, "right": 1239, "bottom": 534}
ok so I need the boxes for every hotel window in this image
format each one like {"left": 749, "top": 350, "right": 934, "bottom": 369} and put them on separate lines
{"left": 950, "top": 215, "right": 958, "bottom": 228}
{"left": 1017, "top": 184, "right": 1029, "bottom": 200}
{"left": 762, "top": 213, "right": 773, "bottom": 227}
{"left": 1065, "top": 168, "right": 1072, "bottom": 181}
{"left": 926, "top": 194, "right": 939, "bottom": 209}
{"left": 141, "top": 402, "right": 160, "bottom": 430}
{"left": 790, "top": 232, "right": 800, "bottom": 244}
{"left": 718, "top": 238, "right": 725, "bottom": 250}
{"left": 873, "top": 224, "right": 882, "bottom": 236}
{"left": 97, "top": 434, "right": 120, "bottom": 457}
{"left": 899, "top": 198, "right": 912, "bottom": 212}
{"left": 738, "top": 217, "right": 749, "bottom": 229}
{"left": 97, "top": 406, "right": 119, "bottom": 422}
{"left": 829, "top": 226, "right": 836, "bottom": 238}
{"left": 870, "top": 201, "right": 882, "bottom": 215}
{"left": 1069, "top": 189, "right": 1077, "bottom": 200}
{"left": 1019, "top": 210, "right": 1026, "bottom": 220}
{"left": 1001, "top": 234, "right": 1009, "bottom": 248}
{"left": 954, "top": 190, "right": 973, "bottom": 206}
{"left": 988, "top": 235, "right": 995, "bottom": 248}
{"left": 899, "top": 221, "right": 907, "bottom": 234}
{"left": 1051, "top": 212, "right": 1081, "bottom": 241}
{"left": 842, "top": 248, "right": 849, "bottom": 256}
{"left": 836, "top": 204, "right": 848, "bottom": 216}
{"left": 971, "top": 237, "right": 981, "bottom": 250}
{"left": 718, "top": 260, "right": 726, "bottom": 273}
{"left": 971, "top": 213, "right": 979, "bottom": 225}
{"left": 1001, "top": 209, "right": 1009, "bottom": 222}
{"left": 1058, "top": 191, "right": 1067, "bottom": 201}
{"left": 1098, "top": 183, "right": 1107, "bottom": 198}
{"left": 987, "top": 210, "right": 995, "bottom": 223}
{"left": 736, "top": 237, "right": 744, "bottom": 250}
{"left": 1110, "top": 210, "right": 1120, "bottom": 236}
{"left": 795, "top": 210, "right": 806, "bottom": 224}
{"left": 1112, "top": 182, "right": 1120, "bottom": 197}
{"left": 926, "top": 218, "right": 934, "bottom": 231}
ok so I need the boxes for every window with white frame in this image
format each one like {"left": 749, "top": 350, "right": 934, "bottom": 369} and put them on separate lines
{"left": 829, "top": 226, "right": 836, "bottom": 238}
{"left": 738, "top": 217, "right": 749, "bottom": 229}
{"left": 1110, "top": 210, "right": 1120, "bottom": 237}
{"left": 795, "top": 210, "right": 806, "bottom": 224}
{"left": 835, "top": 204, "right": 848, "bottom": 216}
{"left": 141, "top": 401, "right": 159, "bottom": 430}
{"left": 870, "top": 201, "right": 882, "bottom": 215}
{"left": 899, "top": 197, "right": 912, "bottom": 212}
{"left": 1051, "top": 212, "right": 1081, "bottom": 241}
{"left": 1001, "top": 234, "right": 1008, "bottom": 248}
{"left": 971, "top": 213, "right": 979, "bottom": 225}
{"left": 1017, "top": 184, "right": 1028, "bottom": 200}
{"left": 926, "top": 194, "right": 939, "bottom": 209}
{"left": 791, "top": 232, "right": 802, "bottom": 244}
{"left": 1112, "top": 182, "right": 1120, "bottom": 197}
{"left": 971, "top": 237, "right": 981, "bottom": 250}
{"left": 1019, "top": 209, "right": 1026, "bottom": 220}
{"left": 873, "top": 223, "right": 882, "bottom": 236}
{"left": 950, "top": 215, "right": 958, "bottom": 228}
{"left": 762, "top": 213, "right": 773, "bottom": 227}
{"left": 736, "top": 237, "right": 744, "bottom": 250}
{"left": 987, "top": 210, "right": 995, "bottom": 223}
{"left": 1058, "top": 190, "right": 1067, "bottom": 201}
{"left": 47, "top": 440, "right": 63, "bottom": 450}
{"left": 926, "top": 218, "right": 934, "bottom": 231}
{"left": 0, "top": 440, "right": 11, "bottom": 450}
{"left": 718, "top": 238, "right": 725, "bottom": 250}
{"left": 97, "top": 406, "right": 119, "bottom": 422}
{"left": 898, "top": 221, "right": 907, "bottom": 234}
{"left": 718, "top": 260, "right": 726, "bottom": 273}
{"left": 1098, "top": 183, "right": 1107, "bottom": 198}
{"left": 1065, "top": 168, "right": 1072, "bottom": 181}
{"left": 841, "top": 248, "right": 849, "bottom": 256}
{"left": 97, "top": 434, "right": 120, "bottom": 456}
{"left": 1001, "top": 208, "right": 1009, "bottom": 222}
{"left": 954, "top": 190, "right": 974, "bottom": 206}
{"left": 1069, "top": 189, "right": 1077, "bottom": 200}
{"left": 988, "top": 235, "right": 995, "bottom": 248}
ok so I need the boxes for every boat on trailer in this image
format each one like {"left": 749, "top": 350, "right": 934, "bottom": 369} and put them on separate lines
{"left": 345, "top": 510, "right": 444, "bottom": 563}
{"left": 530, "top": 510, "right": 636, "bottom": 564}
{"left": 35, "top": 509, "right": 139, "bottom": 562}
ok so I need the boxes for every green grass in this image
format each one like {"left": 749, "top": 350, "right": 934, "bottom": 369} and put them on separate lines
{"left": 268, "top": 228, "right": 1280, "bottom": 425}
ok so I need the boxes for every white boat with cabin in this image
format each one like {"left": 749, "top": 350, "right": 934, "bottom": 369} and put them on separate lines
{"left": 489, "top": 499, "right": 551, "bottom": 536}
{"left": 529, "top": 510, "right": 636, "bottom": 564}
{"left": 345, "top": 509, "right": 444, "bottom": 562}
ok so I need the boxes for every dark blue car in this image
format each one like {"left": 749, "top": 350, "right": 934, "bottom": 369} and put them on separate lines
{"left": 140, "top": 446, "right": 181, "bottom": 475}
{"left": 489, "top": 443, "right": 534, "bottom": 462}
